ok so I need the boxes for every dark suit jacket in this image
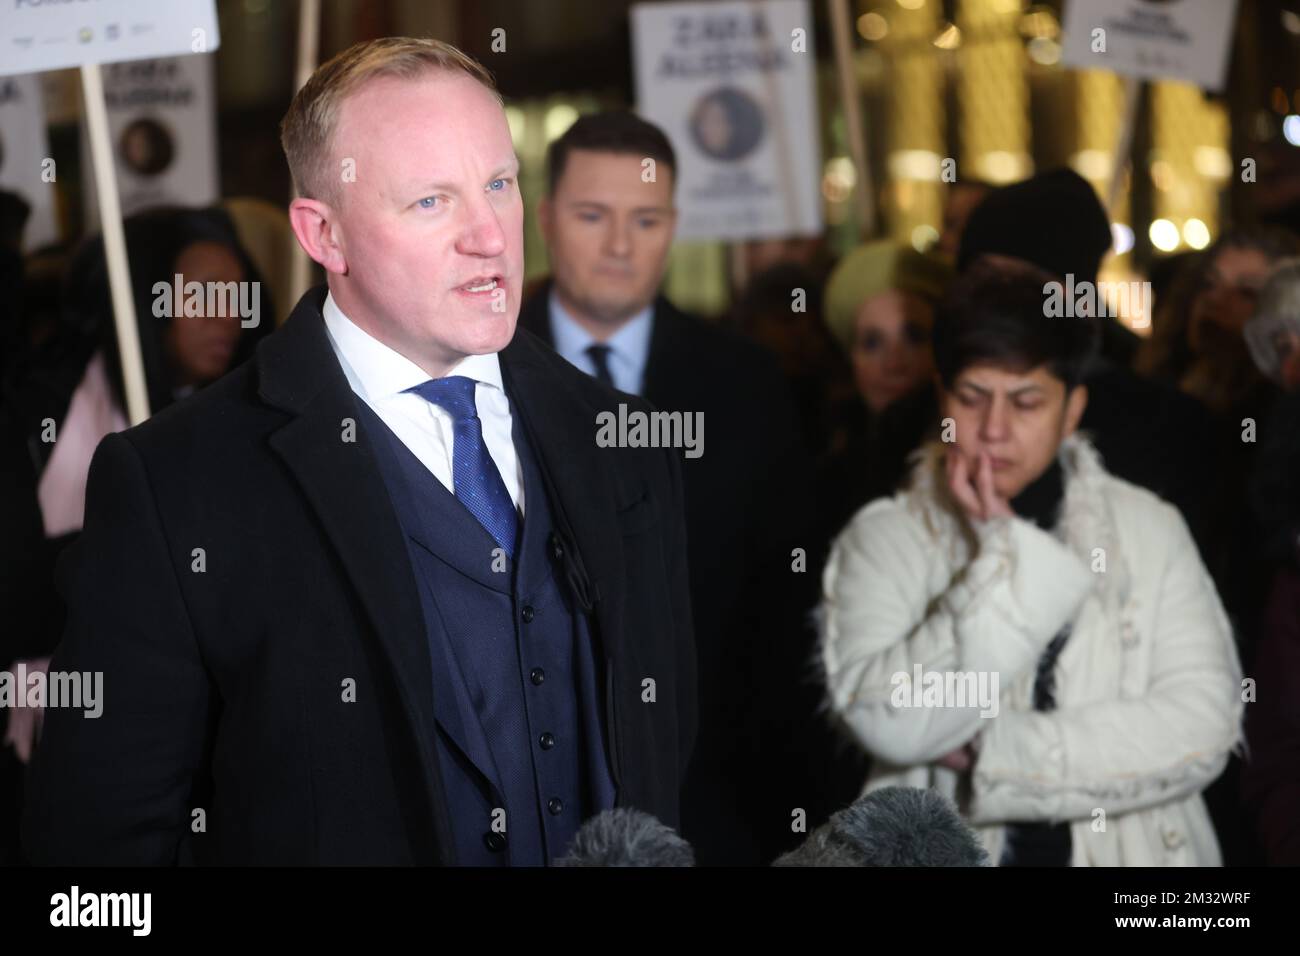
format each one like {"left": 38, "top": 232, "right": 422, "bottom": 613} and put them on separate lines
{"left": 519, "top": 284, "right": 815, "bottom": 863}
{"left": 23, "top": 286, "right": 696, "bottom": 865}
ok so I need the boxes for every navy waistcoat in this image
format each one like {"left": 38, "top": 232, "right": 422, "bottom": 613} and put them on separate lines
{"left": 353, "top": 393, "right": 616, "bottom": 865}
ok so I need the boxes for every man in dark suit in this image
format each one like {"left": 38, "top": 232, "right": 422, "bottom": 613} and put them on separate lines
{"left": 23, "top": 38, "right": 695, "bottom": 866}
{"left": 519, "top": 112, "right": 813, "bottom": 864}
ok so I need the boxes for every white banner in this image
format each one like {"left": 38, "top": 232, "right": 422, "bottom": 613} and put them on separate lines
{"left": 80, "top": 54, "right": 219, "bottom": 226}
{"left": 631, "top": 0, "right": 823, "bottom": 241}
{"left": 0, "top": 0, "right": 220, "bottom": 77}
{"left": 0, "top": 73, "right": 58, "bottom": 250}
{"left": 1060, "top": 0, "right": 1239, "bottom": 92}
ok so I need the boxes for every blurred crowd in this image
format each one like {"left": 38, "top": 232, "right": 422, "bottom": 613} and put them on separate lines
{"left": 3, "top": 108, "right": 1300, "bottom": 867}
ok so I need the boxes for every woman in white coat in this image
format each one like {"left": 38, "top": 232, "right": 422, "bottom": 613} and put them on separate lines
{"left": 820, "top": 257, "right": 1245, "bottom": 866}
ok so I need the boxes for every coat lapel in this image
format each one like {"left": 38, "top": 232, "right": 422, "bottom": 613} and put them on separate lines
{"left": 347, "top": 398, "right": 510, "bottom": 797}
{"left": 363, "top": 413, "right": 512, "bottom": 596}
{"left": 516, "top": 282, "right": 556, "bottom": 347}
{"left": 499, "top": 331, "right": 628, "bottom": 665}
{"left": 640, "top": 296, "right": 686, "bottom": 410}
{"left": 255, "top": 288, "right": 453, "bottom": 862}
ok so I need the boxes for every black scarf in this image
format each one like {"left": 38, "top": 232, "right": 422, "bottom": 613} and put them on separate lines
{"left": 1010, "top": 456, "right": 1064, "bottom": 531}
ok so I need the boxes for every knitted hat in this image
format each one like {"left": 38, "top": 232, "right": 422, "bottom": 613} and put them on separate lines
{"left": 824, "top": 240, "right": 953, "bottom": 351}
{"left": 957, "top": 168, "right": 1112, "bottom": 285}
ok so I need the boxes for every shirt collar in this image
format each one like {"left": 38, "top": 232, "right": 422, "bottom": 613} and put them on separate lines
{"left": 322, "top": 291, "right": 505, "bottom": 402}
{"left": 547, "top": 287, "right": 654, "bottom": 368}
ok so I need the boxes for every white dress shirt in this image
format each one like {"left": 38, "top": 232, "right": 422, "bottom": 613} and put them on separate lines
{"left": 321, "top": 292, "right": 524, "bottom": 516}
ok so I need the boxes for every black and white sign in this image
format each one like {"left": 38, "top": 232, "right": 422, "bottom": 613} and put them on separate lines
{"left": 80, "top": 54, "right": 219, "bottom": 225}
{"left": 0, "top": 0, "right": 220, "bottom": 77}
{"left": 632, "top": 0, "right": 823, "bottom": 241}
{"left": 1061, "top": 0, "right": 1239, "bottom": 92}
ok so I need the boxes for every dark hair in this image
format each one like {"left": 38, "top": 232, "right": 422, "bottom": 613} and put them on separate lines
{"left": 733, "top": 262, "right": 826, "bottom": 331}
{"left": 933, "top": 256, "right": 1099, "bottom": 390}
{"left": 62, "top": 206, "right": 273, "bottom": 413}
{"left": 545, "top": 110, "right": 677, "bottom": 195}
{"left": 1137, "top": 225, "right": 1300, "bottom": 383}
{"left": 1216, "top": 224, "right": 1300, "bottom": 261}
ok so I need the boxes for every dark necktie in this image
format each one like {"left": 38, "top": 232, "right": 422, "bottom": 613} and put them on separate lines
{"left": 406, "top": 375, "right": 518, "bottom": 558}
{"left": 585, "top": 343, "right": 615, "bottom": 388}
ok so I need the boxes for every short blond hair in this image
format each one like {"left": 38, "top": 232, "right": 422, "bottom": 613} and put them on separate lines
{"left": 280, "top": 36, "right": 501, "bottom": 203}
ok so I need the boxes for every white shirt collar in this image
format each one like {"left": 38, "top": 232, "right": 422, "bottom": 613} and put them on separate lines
{"left": 321, "top": 291, "right": 505, "bottom": 403}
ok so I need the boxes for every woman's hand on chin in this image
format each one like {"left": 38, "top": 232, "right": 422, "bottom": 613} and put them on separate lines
{"left": 946, "top": 448, "right": 1013, "bottom": 522}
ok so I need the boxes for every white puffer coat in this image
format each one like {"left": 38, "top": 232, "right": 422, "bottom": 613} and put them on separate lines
{"left": 819, "top": 434, "right": 1245, "bottom": 865}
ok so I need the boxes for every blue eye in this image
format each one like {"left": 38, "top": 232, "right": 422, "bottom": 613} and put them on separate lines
{"left": 488, "top": 178, "right": 512, "bottom": 192}
{"left": 418, "top": 197, "right": 438, "bottom": 209}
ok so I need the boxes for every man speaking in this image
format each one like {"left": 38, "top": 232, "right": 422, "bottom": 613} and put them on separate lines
{"left": 24, "top": 37, "right": 696, "bottom": 866}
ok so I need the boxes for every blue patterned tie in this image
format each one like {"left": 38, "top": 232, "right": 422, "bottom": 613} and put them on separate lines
{"left": 407, "top": 375, "right": 518, "bottom": 558}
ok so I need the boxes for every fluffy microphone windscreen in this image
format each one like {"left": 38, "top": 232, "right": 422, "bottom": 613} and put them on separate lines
{"left": 773, "top": 786, "right": 991, "bottom": 867}
{"left": 555, "top": 807, "right": 696, "bottom": 867}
